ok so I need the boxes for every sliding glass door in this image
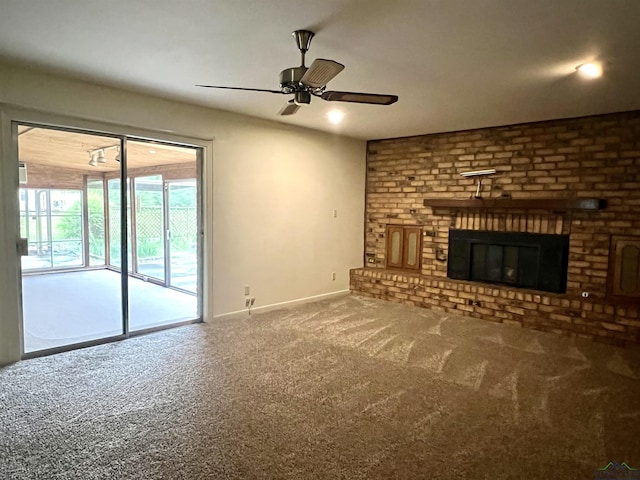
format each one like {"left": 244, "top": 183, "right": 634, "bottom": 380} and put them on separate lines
{"left": 18, "top": 125, "right": 125, "bottom": 353}
{"left": 16, "top": 123, "right": 202, "bottom": 356}
{"left": 127, "top": 141, "right": 199, "bottom": 332}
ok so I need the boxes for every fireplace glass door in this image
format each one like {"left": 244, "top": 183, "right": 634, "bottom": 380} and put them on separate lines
{"left": 471, "top": 243, "right": 538, "bottom": 288}
{"left": 448, "top": 229, "right": 569, "bottom": 293}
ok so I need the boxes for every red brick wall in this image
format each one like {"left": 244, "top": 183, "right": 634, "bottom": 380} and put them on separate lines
{"left": 351, "top": 111, "right": 640, "bottom": 346}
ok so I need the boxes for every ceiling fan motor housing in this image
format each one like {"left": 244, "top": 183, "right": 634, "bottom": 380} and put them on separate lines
{"left": 279, "top": 67, "right": 307, "bottom": 92}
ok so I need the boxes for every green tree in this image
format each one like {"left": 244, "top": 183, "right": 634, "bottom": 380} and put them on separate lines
{"left": 56, "top": 189, "right": 105, "bottom": 259}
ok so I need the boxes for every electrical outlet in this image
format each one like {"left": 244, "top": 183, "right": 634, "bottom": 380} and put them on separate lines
{"left": 250, "top": 297, "right": 255, "bottom": 306}
{"left": 244, "top": 285, "right": 250, "bottom": 296}
{"left": 245, "top": 298, "right": 251, "bottom": 307}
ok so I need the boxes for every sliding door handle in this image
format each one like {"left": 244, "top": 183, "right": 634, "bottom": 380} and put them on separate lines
{"left": 17, "top": 238, "right": 29, "bottom": 256}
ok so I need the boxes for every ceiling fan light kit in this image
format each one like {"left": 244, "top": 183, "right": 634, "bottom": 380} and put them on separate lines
{"left": 294, "top": 91, "right": 311, "bottom": 105}
{"left": 197, "top": 29, "right": 398, "bottom": 116}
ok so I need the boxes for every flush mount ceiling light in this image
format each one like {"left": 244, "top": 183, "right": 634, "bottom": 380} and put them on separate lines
{"left": 327, "top": 110, "right": 344, "bottom": 124}
{"left": 576, "top": 62, "right": 602, "bottom": 78}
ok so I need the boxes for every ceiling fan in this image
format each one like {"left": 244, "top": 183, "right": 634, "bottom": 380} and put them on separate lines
{"left": 196, "top": 30, "right": 398, "bottom": 116}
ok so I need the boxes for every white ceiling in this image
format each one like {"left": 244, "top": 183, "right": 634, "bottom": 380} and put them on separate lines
{"left": 0, "top": 0, "right": 639, "bottom": 140}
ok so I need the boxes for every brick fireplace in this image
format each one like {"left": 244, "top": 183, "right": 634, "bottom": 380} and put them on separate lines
{"left": 350, "top": 110, "right": 640, "bottom": 346}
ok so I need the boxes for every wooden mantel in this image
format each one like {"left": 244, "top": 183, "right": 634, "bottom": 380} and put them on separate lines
{"left": 423, "top": 197, "right": 606, "bottom": 211}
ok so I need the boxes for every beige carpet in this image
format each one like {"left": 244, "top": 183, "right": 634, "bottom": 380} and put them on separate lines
{"left": 1, "top": 294, "right": 639, "bottom": 479}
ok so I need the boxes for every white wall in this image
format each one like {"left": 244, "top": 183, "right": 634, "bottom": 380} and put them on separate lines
{"left": 0, "top": 62, "right": 365, "bottom": 364}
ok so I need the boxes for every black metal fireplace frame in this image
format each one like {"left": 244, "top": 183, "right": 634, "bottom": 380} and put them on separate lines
{"left": 447, "top": 229, "right": 569, "bottom": 294}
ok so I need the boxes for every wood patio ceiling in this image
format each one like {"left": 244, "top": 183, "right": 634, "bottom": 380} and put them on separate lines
{"left": 17, "top": 126, "right": 197, "bottom": 173}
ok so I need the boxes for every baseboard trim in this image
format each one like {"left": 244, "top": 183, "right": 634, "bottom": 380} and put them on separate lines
{"left": 212, "top": 290, "right": 350, "bottom": 320}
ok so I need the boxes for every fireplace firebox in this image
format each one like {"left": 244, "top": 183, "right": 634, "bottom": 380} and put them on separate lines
{"left": 447, "top": 229, "right": 569, "bottom": 293}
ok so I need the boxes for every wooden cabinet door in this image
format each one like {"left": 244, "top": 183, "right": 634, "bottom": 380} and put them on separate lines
{"left": 403, "top": 227, "right": 422, "bottom": 270}
{"left": 386, "top": 226, "right": 404, "bottom": 268}
{"left": 611, "top": 236, "right": 640, "bottom": 298}
{"left": 386, "top": 225, "right": 422, "bottom": 270}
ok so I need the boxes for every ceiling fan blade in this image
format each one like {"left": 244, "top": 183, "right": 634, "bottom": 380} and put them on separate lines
{"left": 321, "top": 90, "right": 398, "bottom": 105}
{"left": 278, "top": 101, "right": 300, "bottom": 116}
{"left": 300, "top": 59, "right": 345, "bottom": 88}
{"left": 195, "top": 85, "right": 285, "bottom": 94}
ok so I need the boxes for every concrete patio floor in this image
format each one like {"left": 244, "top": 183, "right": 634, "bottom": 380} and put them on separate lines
{"left": 21, "top": 269, "right": 198, "bottom": 353}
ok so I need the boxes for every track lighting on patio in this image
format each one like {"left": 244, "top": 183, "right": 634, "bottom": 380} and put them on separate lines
{"left": 87, "top": 144, "right": 120, "bottom": 167}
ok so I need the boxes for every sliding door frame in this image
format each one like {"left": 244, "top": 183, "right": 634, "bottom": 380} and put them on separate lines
{"left": 0, "top": 104, "right": 213, "bottom": 363}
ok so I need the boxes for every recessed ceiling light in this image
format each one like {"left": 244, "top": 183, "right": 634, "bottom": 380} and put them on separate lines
{"left": 576, "top": 62, "right": 602, "bottom": 78}
{"left": 327, "top": 110, "right": 344, "bottom": 125}
{"left": 149, "top": 149, "right": 156, "bottom": 154}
